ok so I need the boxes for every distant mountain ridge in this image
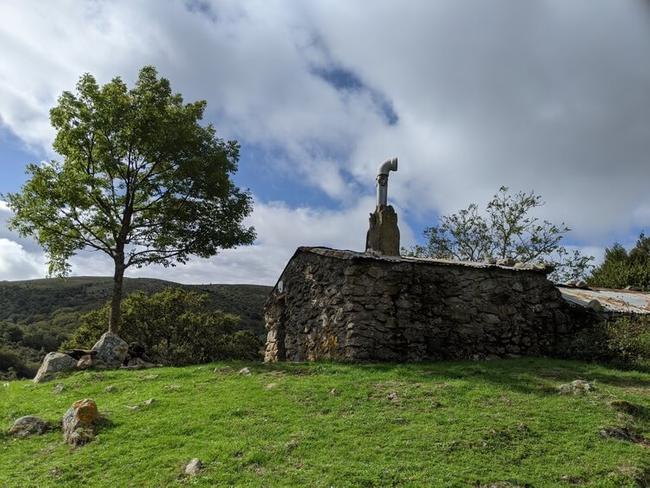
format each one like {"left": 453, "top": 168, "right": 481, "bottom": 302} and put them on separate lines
{"left": 0, "top": 276, "right": 271, "bottom": 336}
{"left": 0, "top": 277, "right": 271, "bottom": 378}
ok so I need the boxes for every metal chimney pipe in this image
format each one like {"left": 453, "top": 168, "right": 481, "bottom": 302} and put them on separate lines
{"left": 376, "top": 157, "right": 398, "bottom": 207}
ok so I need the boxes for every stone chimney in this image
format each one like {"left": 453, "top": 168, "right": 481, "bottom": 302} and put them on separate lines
{"left": 365, "top": 158, "right": 400, "bottom": 256}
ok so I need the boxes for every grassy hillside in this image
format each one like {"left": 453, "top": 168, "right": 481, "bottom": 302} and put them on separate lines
{"left": 1, "top": 358, "right": 649, "bottom": 487}
{"left": 0, "top": 277, "right": 271, "bottom": 378}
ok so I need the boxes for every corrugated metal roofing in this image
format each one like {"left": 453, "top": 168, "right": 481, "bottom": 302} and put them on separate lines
{"left": 558, "top": 286, "right": 650, "bottom": 314}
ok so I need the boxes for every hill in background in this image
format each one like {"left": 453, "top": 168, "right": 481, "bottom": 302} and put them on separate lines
{"left": 0, "top": 277, "right": 271, "bottom": 377}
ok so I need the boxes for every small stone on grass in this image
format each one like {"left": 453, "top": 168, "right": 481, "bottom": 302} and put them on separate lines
{"left": 185, "top": 458, "right": 202, "bottom": 476}
{"left": 558, "top": 380, "right": 594, "bottom": 395}
{"left": 238, "top": 367, "right": 251, "bottom": 376}
{"left": 9, "top": 416, "right": 50, "bottom": 438}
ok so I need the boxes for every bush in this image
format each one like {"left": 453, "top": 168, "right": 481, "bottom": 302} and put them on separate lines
{"left": 604, "top": 316, "right": 650, "bottom": 364}
{"left": 589, "top": 234, "right": 650, "bottom": 291}
{"left": 65, "top": 289, "right": 262, "bottom": 365}
{"left": 0, "top": 348, "right": 35, "bottom": 379}
{"left": 568, "top": 315, "right": 650, "bottom": 367}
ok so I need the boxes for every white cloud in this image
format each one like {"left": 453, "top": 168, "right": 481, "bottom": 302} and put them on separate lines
{"left": 0, "top": 238, "right": 45, "bottom": 281}
{"left": 0, "top": 197, "right": 416, "bottom": 284}
{"left": 1, "top": 0, "right": 649, "bottom": 283}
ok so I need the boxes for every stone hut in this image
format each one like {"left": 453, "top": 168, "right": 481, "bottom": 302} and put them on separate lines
{"left": 264, "top": 247, "right": 592, "bottom": 362}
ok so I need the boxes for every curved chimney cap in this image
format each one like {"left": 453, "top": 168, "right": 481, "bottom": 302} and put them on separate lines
{"left": 377, "top": 158, "right": 398, "bottom": 176}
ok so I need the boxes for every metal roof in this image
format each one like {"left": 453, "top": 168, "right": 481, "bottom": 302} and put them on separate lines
{"left": 558, "top": 286, "right": 650, "bottom": 314}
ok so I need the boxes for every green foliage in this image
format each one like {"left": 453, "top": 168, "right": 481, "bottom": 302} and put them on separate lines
{"left": 65, "top": 289, "right": 262, "bottom": 365}
{"left": 1, "top": 359, "right": 649, "bottom": 486}
{"left": 0, "top": 278, "right": 269, "bottom": 378}
{"left": 0, "top": 277, "right": 270, "bottom": 334}
{"left": 406, "top": 186, "right": 594, "bottom": 282}
{"left": 589, "top": 234, "right": 650, "bottom": 291}
{"left": 5, "top": 66, "right": 255, "bottom": 275}
{"left": 4, "top": 66, "right": 255, "bottom": 332}
{"left": 0, "top": 348, "right": 35, "bottom": 380}
{"left": 603, "top": 316, "right": 650, "bottom": 364}
{"left": 567, "top": 315, "right": 650, "bottom": 367}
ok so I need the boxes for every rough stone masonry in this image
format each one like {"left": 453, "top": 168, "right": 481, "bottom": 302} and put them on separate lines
{"left": 264, "top": 247, "right": 593, "bottom": 362}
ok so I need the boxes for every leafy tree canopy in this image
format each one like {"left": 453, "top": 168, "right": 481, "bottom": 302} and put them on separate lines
{"left": 405, "top": 186, "right": 593, "bottom": 282}
{"left": 5, "top": 66, "right": 255, "bottom": 332}
{"left": 65, "top": 289, "right": 262, "bottom": 365}
{"left": 588, "top": 233, "right": 650, "bottom": 291}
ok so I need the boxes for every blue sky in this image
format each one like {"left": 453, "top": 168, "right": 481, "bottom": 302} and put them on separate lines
{"left": 1, "top": 0, "right": 649, "bottom": 284}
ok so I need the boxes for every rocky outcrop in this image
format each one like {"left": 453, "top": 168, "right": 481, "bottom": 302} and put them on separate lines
{"left": 8, "top": 416, "right": 50, "bottom": 437}
{"left": 265, "top": 247, "right": 595, "bottom": 362}
{"left": 33, "top": 352, "right": 78, "bottom": 383}
{"left": 62, "top": 399, "right": 101, "bottom": 446}
{"left": 92, "top": 332, "right": 129, "bottom": 368}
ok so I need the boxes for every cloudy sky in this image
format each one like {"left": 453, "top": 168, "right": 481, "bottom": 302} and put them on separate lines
{"left": 1, "top": 0, "right": 649, "bottom": 284}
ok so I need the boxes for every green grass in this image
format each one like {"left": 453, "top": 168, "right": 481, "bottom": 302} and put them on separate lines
{"left": 1, "top": 358, "right": 649, "bottom": 487}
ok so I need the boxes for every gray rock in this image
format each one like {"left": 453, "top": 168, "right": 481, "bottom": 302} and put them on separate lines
{"left": 33, "top": 352, "right": 77, "bottom": 383}
{"left": 91, "top": 332, "right": 129, "bottom": 368}
{"left": 185, "top": 458, "right": 203, "bottom": 476}
{"left": 238, "top": 367, "right": 251, "bottom": 376}
{"left": 8, "top": 416, "right": 50, "bottom": 437}
{"left": 558, "top": 380, "right": 594, "bottom": 395}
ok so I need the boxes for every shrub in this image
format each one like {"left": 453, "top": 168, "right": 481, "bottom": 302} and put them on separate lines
{"left": 65, "top": 289, "right": 262, "bottom": 365}
{"left": 604, "top": 316, "right": 650, "bottom": 364}
{"left": 589, "top": 234, "right": 650, "bottom": 291}
{"left": 0, "top": 348, "right": 35, "bottom": 379}
{"left": 568, "top": 315, "right": 650, "bottom": 367}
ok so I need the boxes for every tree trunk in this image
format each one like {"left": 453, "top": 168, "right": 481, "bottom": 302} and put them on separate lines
{"left": 108, "top": 259, "right": 125, "bottom": 334}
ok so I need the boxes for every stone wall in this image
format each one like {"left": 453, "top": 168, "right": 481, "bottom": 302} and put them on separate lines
{"left": 264, "top": 247, "right": 594, "bottom": 362}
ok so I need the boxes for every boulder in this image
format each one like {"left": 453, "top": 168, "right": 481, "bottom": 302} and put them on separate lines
{"left": 185, "top": 458, "right": 203, "bottom": 476}
{"left": 33, "top": 352, "right": 77, "bottom": 383}
{"left": 8, "top": 416, "right": 50, "bottom": 437}
{"left": 91, "top": 332, "right": 129, "bottom": 368}
{"left": 62, "top": 399, "right": 100, "bottom": 446}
